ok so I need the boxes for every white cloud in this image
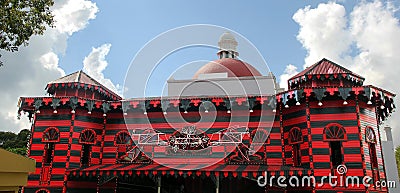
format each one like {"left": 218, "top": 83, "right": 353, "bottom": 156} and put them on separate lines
{"left": 0, "top": 0, "right": 98, "bottom": 133}
{"left": 292, "top": 1, "right": 400, "bottom": 146}
{"left": 293, "top": 2, "right": 352, "bottom": 68}
{"left": 350, "top": 1, "right": 400, "bottom": 146}
{"left": 279, "top": 64, "right": 298, "bottom": 90}
{"left": 40, "top": 52, "right": 65, "bottom": 76}
{"left": 83, "top": 44, "right": 122, "bottom": 95}
{"left": 53, "top": 0, "right": 98, "bottom": 35}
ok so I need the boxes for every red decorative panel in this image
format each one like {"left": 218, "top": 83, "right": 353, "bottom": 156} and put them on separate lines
{"left": 115, "top": 131, "right": 132, "bottom": 146}
{"left": 40, "top": 166, "right": 51, "bottom": 185}
{"left": 323, "top": 123, "right": 347, "bottom": 141}
{"left": 288, "top": 127, "right": 302, "bottom": 144}
{"left": 42, "top": 127, "right": 60, "bottom": 142}
{"left": 79, "top": 129, "right": 96, "bottom": 144}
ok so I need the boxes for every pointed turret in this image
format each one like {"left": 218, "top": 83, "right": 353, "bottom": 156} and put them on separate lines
{"left": 46, "top": 71, "right": 121, "bottom": 100}
{"left": 288, "top": 58, "right": 365, "bottom": 89}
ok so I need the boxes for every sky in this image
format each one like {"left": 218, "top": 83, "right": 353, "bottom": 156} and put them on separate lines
{"left": 1, "top": 0, "right": 400, "bottom": 146}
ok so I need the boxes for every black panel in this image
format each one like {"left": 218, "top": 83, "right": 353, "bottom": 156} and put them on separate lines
{"left": 344, "top": 148, "right": 361, "bottom": 154}
{"left": 269, "top": 139, "right": 282, "bottom": 146}
{"left": 310, "top": 120, "right": 357, "bottom": 128}
{"left": 30, "top": 150, "right": 44, "bottom": 156}
{"left": 27, "top": 174, "right": 40, "bottom": 180}
{"left": 310, "top": 106, "right": 356, "bottom": 114}
{"left": 103, "top": 153, "right": 116, "bottom": 158}
{"left": 50, "top": 174, "right": 65, "bottom": 181}
{"left": 266, "top": 152, "right": 282, "bottom": 158}
{"left": 52, "top": 162, "right": 66, "bottom": 168}
{"left": 347, "top": 134, "right": 360, "bottom": 140}
{"left": 70, "top": 150, "right": 81, "bottom": 156}
{"left": 313, "top": 162, "right": 331, "bottom": 169}
{"left": 36, "top": 114, "right": 72, "bottom": 120}
{"left": 54, "top": 150, "right": 67, "bottom": 156}
{"left": 312, "top": 148, "right": 329, "bottom": 155}
{"left": 283, "top": 109, "right": 306, "bottom": 119}
{"left": 311, "top": 134, "right": 323, "bottom": 141}
{"left": 346, "top": 162, "right": 363, "bottom": 169}
{"left": 75, "top": 115, "right": 104, "bottom": 123}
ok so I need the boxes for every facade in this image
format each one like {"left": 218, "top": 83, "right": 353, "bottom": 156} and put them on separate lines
{"left": 0, "top": 148, "right": 35, "bottom": 193}
{"left": 168, "top": 32, "right": 282, "bottom": 97}
{"left": 18, "top": 34, "right": 397, "bottom": 193}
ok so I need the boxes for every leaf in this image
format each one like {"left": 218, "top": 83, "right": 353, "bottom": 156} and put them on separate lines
{"left": 0, "top": 0, "right": 54, "bottom": 52}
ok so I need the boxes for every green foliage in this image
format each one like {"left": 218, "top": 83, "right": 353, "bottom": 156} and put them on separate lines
{"left": 0, "top": 129, "right": 30, "bottom": 149}
{"left": 0, "top": 0, "right": 54, "bottom": 51}
{"left": 6, "top": 147, "right": 27, "bottom": 156}
{"left": 17, "top": 129, "right": 30, "bottom": 141}
{"left": 396, "top": 146, "right": 400, "bottom": 177}
{"left": 0, "top": 129, "right": 30, "bottom": 156}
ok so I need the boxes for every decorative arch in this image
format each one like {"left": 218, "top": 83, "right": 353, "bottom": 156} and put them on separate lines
{"left": 35, "top": 188, "right": 50, "bottom": 193}
{"left": 365, "top": 126, "right": 376, "bottom": 143}
{"left": 115, "top": 131, "right": 132, "bottom": 146}
{"left": 79, "top": 129, "right": 96, "bottom": 144}
{"left": 323, "top": 123, "right": 347, "bottom": 141}
{"left": 289, "top": 127, "right": 303, "bottom": 144}
{"left": 250, "top": 128, "right": 269, "bottom": 145}
{"left": 42, "top": 127, "right": 59, "bottom": 142}
{"left": 365, "top": 126, "right": 379, "bottom": 183}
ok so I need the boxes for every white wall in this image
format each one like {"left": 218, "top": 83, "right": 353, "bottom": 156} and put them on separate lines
{"left": 167, "top": 76, "right": 277, "bottom": 97}
{"left": 382, "top": 141, "right": 400, "bottom": 192}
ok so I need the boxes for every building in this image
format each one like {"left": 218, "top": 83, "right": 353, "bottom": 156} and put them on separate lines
{"left": 167, "top": 32, "right": 282, "bottom": 96}
{"left": 18, "top": 33, "right": 396, "bottom": 193}
{"left": 0, "top": 148, "right": 35, "bottom": 193}
{"left": 381, "top": 127, "right": 400, "bottom": 192}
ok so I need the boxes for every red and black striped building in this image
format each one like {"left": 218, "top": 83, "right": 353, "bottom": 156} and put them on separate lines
{"left": 18, "top": 58, "right": 396, "bottom": 193}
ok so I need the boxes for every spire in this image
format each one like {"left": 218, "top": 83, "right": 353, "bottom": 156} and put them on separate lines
{"left": 217, "top": 32, "right": 239, "bottom": 59}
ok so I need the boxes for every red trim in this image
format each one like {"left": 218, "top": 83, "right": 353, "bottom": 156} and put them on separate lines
{"left": 365, "top": 126, "right": 376, "bottom": 143}
{"left": 250, "top": 128, "right": 269, "bottom": 145}
{"left": 42, "top": 127, "right": 60, "bottom": 143}
{"left": 114, "top": 131, "right": 132, "bottom": 146}
{"left": 323, "top": 123, "right": 347, "bottom": 141}
{"left": 79, "top": 129, "right": 97, "bottom": 145}
{"left": 288, "top": 127, "right": 303, "bottom": 144}
{"left": 35, "top": 188, "right": 50, "bottom": 193}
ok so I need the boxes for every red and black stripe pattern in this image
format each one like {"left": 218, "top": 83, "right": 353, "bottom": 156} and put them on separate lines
{"left": 282, "top": 104, "right": 309, "bottom": 167}
{"left": 27, "top": 108, "right": 72, "bottom": 189}
{"left": 308, "top": 100, "right": 365, "bottom": 191}
{"left": 359, "top": 101, "right": 387, "bottom": 192}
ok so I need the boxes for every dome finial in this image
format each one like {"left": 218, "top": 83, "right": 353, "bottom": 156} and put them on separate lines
{"left": 217, "top": 32, "right": 238, "bottom": 59}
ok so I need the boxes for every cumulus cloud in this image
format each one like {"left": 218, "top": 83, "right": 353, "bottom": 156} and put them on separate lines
{"left": 0, "top": 0, "right": 98, "bottom": 133}
{"left": 293, "top": 2, "right": 353, "bottom": 68}
{"left": 279, "top": 64, "right": 299, "bottom": 89}
{"left": 53, "top": 0, "right": 98, "bottom": 35}
{"left": 350, "top": 1, "right": 400, "bottom": 145}
{"left": 83, "top": 44, "right": 122, "bottom": 94}
{"left": 291, "top": 1, "right": 400, "bottom": 146}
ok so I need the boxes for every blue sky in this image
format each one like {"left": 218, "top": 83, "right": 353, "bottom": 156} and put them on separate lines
{"left": 58, "top": 0, "right": 361, "bottom": 95}
{"left": 2, "top": 0, "right": 400, "bottom": 146}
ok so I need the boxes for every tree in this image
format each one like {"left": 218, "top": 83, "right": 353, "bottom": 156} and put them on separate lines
{"left": 0, "top": 129, "right": 30, "bottom": 156}
{"left": 6, "top": 147, "right": 27, "bottom": 156}
{"left": 0, "top": 131, "right": 17, "bottom": 145}
{"left": 0, "top": 0, "right": 55, "bottom": 66}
